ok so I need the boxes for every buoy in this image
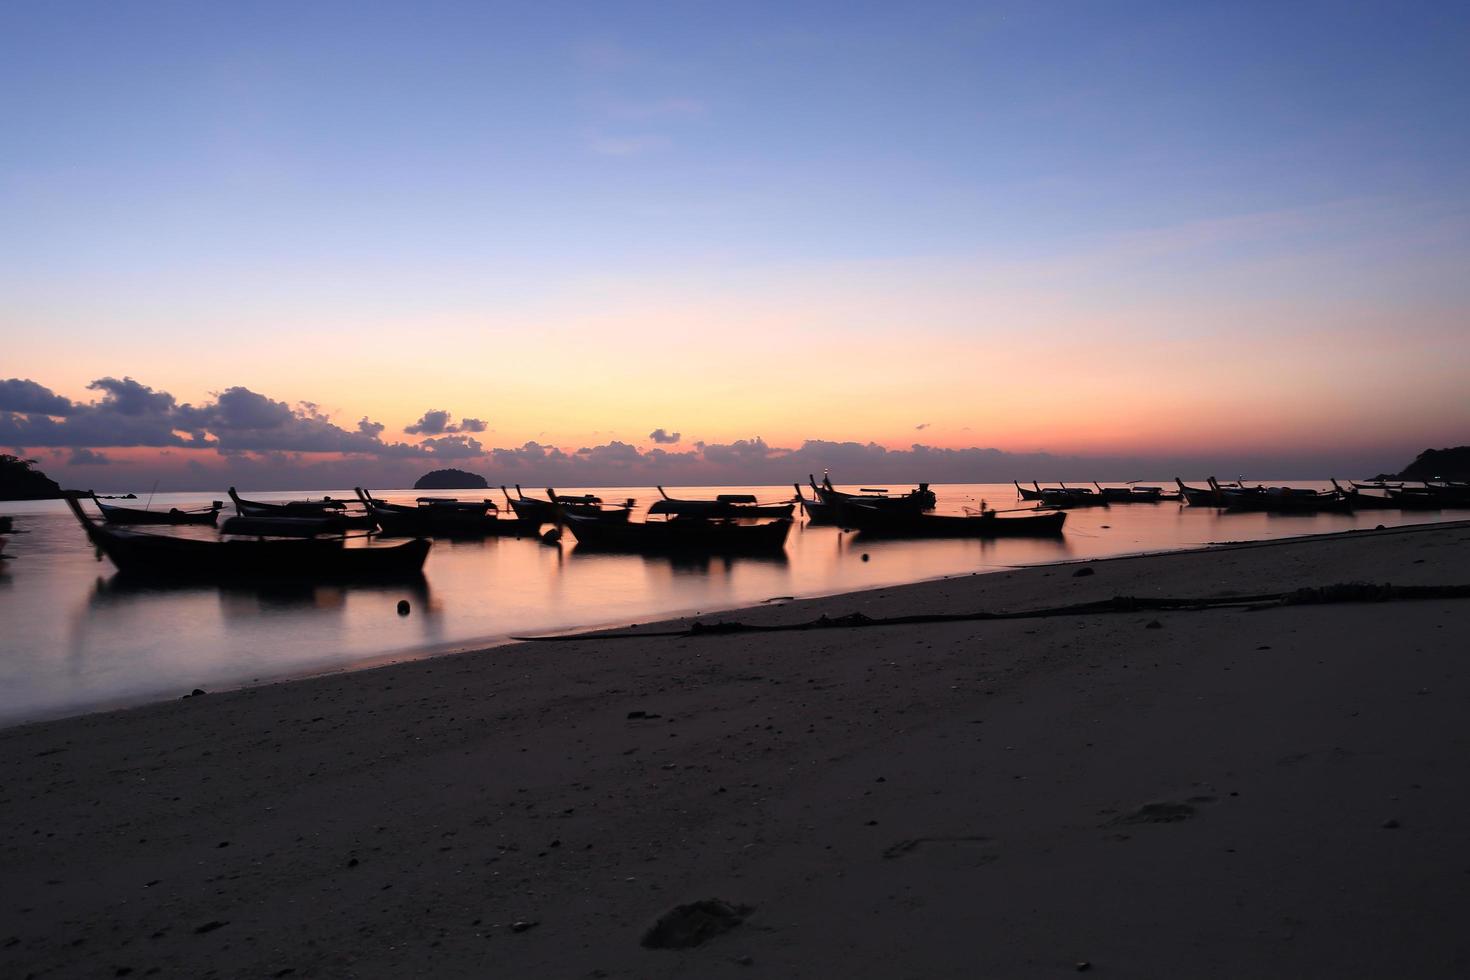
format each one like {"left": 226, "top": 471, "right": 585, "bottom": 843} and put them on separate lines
{"left": 861, "top": 553, "right": 870, "bottom": 562}
{"left": 541, "top": 527, "right": 563, "bottom": 545}
{"left": 397, "top": 600, "right": 411, "bottom": 616}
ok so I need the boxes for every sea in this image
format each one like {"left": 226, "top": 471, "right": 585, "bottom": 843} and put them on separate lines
{"left": 0, "top": 482, "right": 1458, "bottom": 726}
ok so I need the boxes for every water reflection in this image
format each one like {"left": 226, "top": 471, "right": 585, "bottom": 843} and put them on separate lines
{"left": 567, "top": 545, "right": 791, "bottom": 574}
{"left": 4, "top": 483, "right": 1465, "bottom": 725}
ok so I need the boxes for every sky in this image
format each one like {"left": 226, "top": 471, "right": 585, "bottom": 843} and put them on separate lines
{"left": 2, "top": 1, "right": 1467, "bottom": 488}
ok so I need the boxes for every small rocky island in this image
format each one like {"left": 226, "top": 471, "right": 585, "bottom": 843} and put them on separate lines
{"left": 0, "top": 454, "right": 63, "bottom": 501}
{"left": 413, "top": 468, "right": 489, "bottom": 490}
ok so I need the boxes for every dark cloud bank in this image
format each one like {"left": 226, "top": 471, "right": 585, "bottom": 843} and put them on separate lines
{"left": 3, "top": 376, "right": 1395, "bottom": 491}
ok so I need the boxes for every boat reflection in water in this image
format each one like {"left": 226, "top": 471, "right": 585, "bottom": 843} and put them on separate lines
{"left": 8, "top": 481, "right": 1463, "bottom": 726}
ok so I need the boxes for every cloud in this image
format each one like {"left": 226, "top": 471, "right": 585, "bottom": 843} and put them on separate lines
{"left": 67, "top": 447, "right": 110, "bottom": 466}
{"left": 8, "top": 375, "right": 1407, "bottom": 492}
{"left": 404, "top": 409, "right": 452, "bottom": 435}
{"left": 416, "top": 434, "right": 484, "bottom": 458}
{"left": 87, "top": 377, "right": 176, "bottom": 417}
{"left": 404, "top": 410, "right": 486, "bottom": 435}
{"left": 915, "top": 422, "right": 930, "bottom": 430}
{"left": 0, "top": 376, "right": 428, "bottom": 459}
{"left": 0, "top": 379, "right": 74, "bottom": 416}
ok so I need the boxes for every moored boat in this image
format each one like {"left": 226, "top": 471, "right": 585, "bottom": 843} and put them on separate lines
{"left": 65, "top": 493, "right": 428, "bottom": 581}
{"left": 808, "top": 475, "right": 936, "bottom": 525}
{"left": 841, "top": 501, "right": 1067, "bottom": 538}
{"left": 1330, "top": 479, "right": 1397, "bottom": 510}
{"left": 91, "top": 493, "right": 222, "bottom": 526}
{"left": 228, "top": 487, "right": 377, "bottom": 529}
{"left": 794, "top": 484, "right": 838, "bottom": 524}
{"left": 1014, "top": 481, "right": 1046, "bottom": 501}
{"left": 1210, "top": 478, "right": 1350, "bottom": 514}
{"left": 651, "top": 486, "right": 795, "bottom": 520}
{"left": 501, "top": 486, "right": 633, "bottom": 525}
{"left": 1092, "top": 482, "right": 1167, "bottom": 503}
{"left": 547, "top": 488, "right": 634, "bottom": 523}
{"left": 357, "top": 488, "right": 525, "bottom": 537}
{"left": 221, "top": 514, "right": 358, "bottom": 537}
{"left": 562, "top": 512, "right": 792, "bottom": 554}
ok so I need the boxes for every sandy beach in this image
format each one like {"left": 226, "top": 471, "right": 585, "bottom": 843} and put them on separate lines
{"left": 3, "top": 520, "right": 1468, "bottom": 978}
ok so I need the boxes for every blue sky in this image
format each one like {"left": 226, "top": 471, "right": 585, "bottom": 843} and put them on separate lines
{"left": 2, "top": 1, "right": 1467, "bottom": 487}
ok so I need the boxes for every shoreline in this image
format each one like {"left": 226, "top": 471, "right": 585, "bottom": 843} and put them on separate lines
{"left": 8, "top": 517, "right": 1465, "bottom": 731}
{"left": 3, "top": 518, "right": 1469, "bottom": 976}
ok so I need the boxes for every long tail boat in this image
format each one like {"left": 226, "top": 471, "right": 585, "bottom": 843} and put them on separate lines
{"left": 1091, "top": 482, "right": 1167, "bottom": 503}
{"left": 356, "top": 488, "right": 526, "bottom": 537}
{"left": 547, "top": 488, "right": 634, "bottom": 523}
{"left": 91, "top": 492, "right": 222, "bottom": 526}
{"left": 840, "top": 501, "right": 1066, "bottom": 538}
{"left": 562, "top": 512, "right": 792, "bottom": 554}
{"left": 1014, "top": 481, "right": 1046, "bottom": 501}
{"left": 1208, "top": 478, "right": 1350, "bottom": 514}
{"left": 64, "top": 493, "right": 428, "bottom": 581}
{"left": 228, "top": 487, "right": 377, "bottom": 529}
{"left": 650, "top": 486, "right": 795, "bottom": 520}
{"left": 1040, "top": 484, "right": 1110, "bottom": 508}
{"left": 221, "top": 514, "right": 356, "bottom": 537}
{"left": 794, "top": 484, "right": 838, "bottom": 524}
{"left": 1175, "top": 478, "right": 1242, "bottom": 507}
{"left": 808, "top": 475, "right": 936, "bottom": 525}
{"left": 1331, "top": 479, "right": 1397, "bottom": 510}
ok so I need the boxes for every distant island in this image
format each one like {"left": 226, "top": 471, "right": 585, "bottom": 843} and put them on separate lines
{"left": 1394, "top": 447, "right": 1470, "bottom": 481}
{"left": 0, "top": 454, "right": 63, "bottom": 501}
{"left": 413, "top": 468, "right": 489, "bottom": 490}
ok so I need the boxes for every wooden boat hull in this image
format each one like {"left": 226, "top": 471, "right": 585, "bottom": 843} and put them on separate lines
{"left": 221, "top": 515, "right": 358, "bottom": 537}
{"left": 66, "top": 495, "right": 428, "bottom": 581}
{"left": 1039, "top": 491, "right": 1109, "bottom": 509}
{"left": 843, "top": 506, "right": 1067, "bottom": 538}
{"left": 358, "top": 488, "right": 523, "bottom": 537}
{"left": 1223, "top": 492, "right": 1351, "bottom": 514}
{"left": 371, "top": 508, "right": 531, "bottom": 538}
{"left": 1175, "top": 479, "right": 1222, "bottom": 506}
{"left": 228, "top": 487, "right": 373, "bottom": 525}
{"left": 1014, "top": 482, "right": 1045, "bottom": 501}
{"left": 564, "top": 515, "right": 793, "bottom": 554}
{"left": 503, "top": 488, "right": 632, "bottom": 525}
{"left": 812, "top": 476, "right": 934, "bottom": 515}
{"left": 96, "top": 499, "right": 221, "bottom": 526}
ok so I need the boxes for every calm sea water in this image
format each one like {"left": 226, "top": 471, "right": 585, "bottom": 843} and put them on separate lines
{"left": 0, "top": 482, "right": 1458, "bottom": 726}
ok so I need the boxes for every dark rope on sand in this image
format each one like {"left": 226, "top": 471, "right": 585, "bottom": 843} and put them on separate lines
{"left": 511, "top": 582, "right": 1470, "bottom": 642}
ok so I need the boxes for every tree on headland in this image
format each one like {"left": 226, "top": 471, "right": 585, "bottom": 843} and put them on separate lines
{"left": 1396, "top": 447, "right": 1470, "bottom": 481}
{"left": 0, "top": 454, "right": 63, "bottom": 500}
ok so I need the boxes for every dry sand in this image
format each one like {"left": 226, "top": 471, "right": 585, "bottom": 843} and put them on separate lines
{"left": 2, "top": 521, "right": 1469, "bottom": 978}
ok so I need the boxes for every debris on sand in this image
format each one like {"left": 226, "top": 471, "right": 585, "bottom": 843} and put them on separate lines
{"left": 641, "top": 899, "right": 752, "bottom": 949}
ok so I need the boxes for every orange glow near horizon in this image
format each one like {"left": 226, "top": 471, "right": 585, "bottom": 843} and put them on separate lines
{"left": 8, "top": 203, "right": 1469, "bottom": 465}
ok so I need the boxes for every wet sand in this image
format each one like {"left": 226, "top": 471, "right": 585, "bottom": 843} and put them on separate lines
{"left": 3, "top": 520, "right": 1468, "bottom": 978}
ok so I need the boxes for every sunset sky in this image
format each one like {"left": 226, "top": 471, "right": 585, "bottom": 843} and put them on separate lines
{"left": 3, "top": 1, "right": 1467, "bottom": 488}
